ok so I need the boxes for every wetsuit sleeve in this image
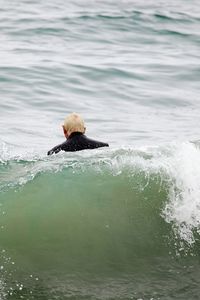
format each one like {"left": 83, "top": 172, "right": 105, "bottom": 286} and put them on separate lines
{"left": 99, "top": 142, "right": 109, "bottom": 147}
{"left": 47, "top": 144, "right": 63, "bottom": 155}
{"left": 85, "top": 138, "right": 109, "bottom": 149}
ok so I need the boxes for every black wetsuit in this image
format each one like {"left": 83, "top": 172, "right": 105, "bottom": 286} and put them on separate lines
{"left": 47, "top": 132, "right": 109, "bottom": 155}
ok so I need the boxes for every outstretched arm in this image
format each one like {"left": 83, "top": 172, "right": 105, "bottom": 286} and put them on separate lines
{"left": 47, "top": 144, "right": 62, "bottom": 156}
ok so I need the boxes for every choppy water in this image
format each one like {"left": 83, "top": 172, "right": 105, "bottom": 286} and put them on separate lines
{"left": 1, "top": 0, "right": 200, "bottom": 299}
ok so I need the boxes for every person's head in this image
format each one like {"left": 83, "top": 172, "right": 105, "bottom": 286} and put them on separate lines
{"left": 62, "top": 113, "right": 86, "bottom": 138}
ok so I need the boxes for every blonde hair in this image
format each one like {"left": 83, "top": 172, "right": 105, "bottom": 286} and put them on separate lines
{"left": 63, "top": 113, "right": 85, "bottom": 135}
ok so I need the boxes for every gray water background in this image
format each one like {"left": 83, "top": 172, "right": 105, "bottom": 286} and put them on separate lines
{"left": 0, "top": 0, "right": 200, "bottom": 157}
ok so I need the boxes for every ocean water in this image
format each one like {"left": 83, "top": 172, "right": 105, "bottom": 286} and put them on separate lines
{"left": 1, "top": 0, "right": 200, "bottom": 299}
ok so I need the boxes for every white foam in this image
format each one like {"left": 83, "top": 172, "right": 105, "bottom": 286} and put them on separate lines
{"left": 161, "top": 142, "right": 200, "bottom": 244}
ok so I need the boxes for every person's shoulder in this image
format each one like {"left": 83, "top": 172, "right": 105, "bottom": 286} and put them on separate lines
{"left": 83, "top": 135, "right": 109, "bottom": 148}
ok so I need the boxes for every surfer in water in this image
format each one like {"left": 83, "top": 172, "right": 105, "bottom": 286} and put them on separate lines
{"left": 47, "top": 113, "right": 109, "bottom": 155}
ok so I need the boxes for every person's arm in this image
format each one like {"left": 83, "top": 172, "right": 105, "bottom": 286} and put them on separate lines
{"left": 47, "top": 143, "right": 63, "bottom": 156}
{"left": 84, "top": 136, "right": 109, "bottom": 149}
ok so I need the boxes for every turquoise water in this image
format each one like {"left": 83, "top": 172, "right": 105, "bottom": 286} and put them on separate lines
{"left": 1, "top": 0, "right": 200, "bottom": 299}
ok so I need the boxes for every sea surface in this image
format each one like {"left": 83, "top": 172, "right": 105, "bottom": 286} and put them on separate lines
{"left": 0, "top": 0, "right": 200, "bottom": 299}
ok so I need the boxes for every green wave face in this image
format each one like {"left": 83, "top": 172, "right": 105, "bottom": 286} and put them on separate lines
{"left": 0, "top": 166, "right": 168, "bottom": 269}
{"left": 1, "top": 144, "right": 200, "bottom": 299}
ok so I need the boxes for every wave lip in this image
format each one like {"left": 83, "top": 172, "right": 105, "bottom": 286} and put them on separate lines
{"left": 163, "top": 142, "right": 200, "bottom": 244}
